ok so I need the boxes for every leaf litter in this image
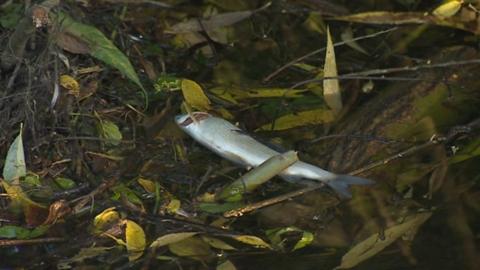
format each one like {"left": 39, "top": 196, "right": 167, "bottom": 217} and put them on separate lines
{"left": 0, "top": 0, "right": 479, "bottom": 269}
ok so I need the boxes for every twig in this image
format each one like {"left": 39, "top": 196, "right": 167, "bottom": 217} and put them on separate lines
{"left": 223, "top": 117, "right": 480, "bottom": 218}
{"left": 224, "top": 184, "right": 323, "bottom": 217}
{"left": 0, "top": 237, "right": 65, "bottom": 246}
{"left": 262, "top": 27, "right": 398, "bottom": 82}
{"left": 290, "top": 58, "right": 480, "bottom": 88}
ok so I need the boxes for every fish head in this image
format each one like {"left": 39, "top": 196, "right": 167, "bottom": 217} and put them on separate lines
{"left": 175, "top": 112, "right": 211, "bottom": 133}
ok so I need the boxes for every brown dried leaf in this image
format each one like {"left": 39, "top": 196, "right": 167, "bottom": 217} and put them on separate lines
{"left": 55, "top": 31, "right": 91, "bottom": 54}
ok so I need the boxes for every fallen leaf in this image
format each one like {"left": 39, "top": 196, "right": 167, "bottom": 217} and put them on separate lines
{"left": 0, "top": 225, "right": 49, "bottom": 239}
{"left": 336, "top": 212, "right": 432, "bottom": 269}
{"left": 217, "top": 260, "right": 237, "bottom": 270}
{"left": 166, "top": 3, "right": 270, "bottom": 34}
{"left": 93, "top": 207, "right": 120, "bottom": 232}
{"left": 55, "top": 31, "right": 90, "bottom": 54}
{"left": 231, "top": 235, "right": 271, "bottom": 249}
{"left": 256, "top": 108, "right": 335, "bottom": 131}
{"left": 59, "top": 74, "right": 80, "bottom": 97}
{"left": 266, "top": 226, "right": 314, "bottom": 251}
{"left": 210, "top": 87, "right": 308, "bottom": 100}
{"left": 96, "top": 118, "right": 122, "bottom": 146}
{"left": 58, "top": 247, "right": 113, "bottom": 268}
{"left": 432, "top": 0, "right": 463, "bottom": 19}
{"left": 125, "top": 220, "right": 146, "bottom": 261}
{"left": 168, "top": 236, "right": 213, "bottom": 259}
{"left": 51, "top": 12, "right": 144, "bottom": 91}
{"left": 201, "top": 235, "right": 236, "bottom": 250}
{"left": 323, "top": 26, "right": 342, "bottom": 113}
{"left": 150, "top": 232, "right": 199, "bottom": 248}
{"left": 340, "top": 27, "right": 368, "bottom": 55}
{"left": 137, "top": 177, "right": 156, "bottom": 193}
{"left": 3, "top": 127, "right": 26, "bottom": 183}
{"left": 181, "top": 79, "right": 212, "bottom": 111}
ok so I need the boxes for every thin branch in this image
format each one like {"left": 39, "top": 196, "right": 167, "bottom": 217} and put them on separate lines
{"left": 262, "top": 27, "right": 398, "bottom": 82}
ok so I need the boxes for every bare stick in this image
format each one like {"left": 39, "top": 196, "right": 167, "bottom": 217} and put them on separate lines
{"left": 290, "top": 59, "right": 480, "bottom": 88}
{"left": 262, "top": 27, "right": 398, "bottom": 82}
{"left": 229, "top": 118, "right": 480, "bottom": 217}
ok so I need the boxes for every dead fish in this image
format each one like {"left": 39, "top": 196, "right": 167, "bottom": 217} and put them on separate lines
{"left": 175, "top": 112, "right": 373, "bottom": 198}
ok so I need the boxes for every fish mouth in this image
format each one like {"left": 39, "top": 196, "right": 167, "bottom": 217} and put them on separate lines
{"left": 175, "top": 112, "right": 211, "bottom": 127}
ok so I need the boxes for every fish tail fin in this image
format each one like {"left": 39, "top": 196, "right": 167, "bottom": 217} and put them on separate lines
{"left": 326, "top": 175, "right": 374, "bottom": 199}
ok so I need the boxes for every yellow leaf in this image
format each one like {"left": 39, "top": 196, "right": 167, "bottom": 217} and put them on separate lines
{"left": 256, "top": 108, "right": 335, "bottom": 131}
{"left": 336, "top": 212, "right": 432, "bottom": 269}
{"left": 323, "top": 26, "right": 342, "bottom": 113}
{"left": 137, "top": 178, "right": 156, "bottom": 193}
{"left": 181, "top": 79, "right": 211, "bottom": 111}
{"left": 210, "top": 87, "right": 307, "bottom": 101}
{"left": 1, "top": 180, "right": 45, "bottom": 210}
{"left": 60, "top": 74, "right": 80, "bottom": 97}
{"left": 166, "top": 199, "right": 181, "bottom": 214}
{"left": 150, "top": 232, "right": 199, "bottom": 248}
{"left": 231, "top": 235, "right": 271, "bottom": 249}
{"left": 125, "top": 220, "right": 146, "bottom": 261}
{"left": 93, "top": 207, "right": 120, "bottom": 232}
{"left": 433, "top": 0, "right": 463, "bottom": 19}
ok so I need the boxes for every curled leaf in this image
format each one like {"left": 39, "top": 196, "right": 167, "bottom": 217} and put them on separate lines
{"left": 93, "top": 207, "right": 120, "bottom": 232}
{"left": 432, "top": 0, "right": 463, "bottom": 19}
{"left": 59, "top": 74, "right": 80, "bottom": 97}
{"left": 125, "top": 220, "right": 146, "bottom": 261}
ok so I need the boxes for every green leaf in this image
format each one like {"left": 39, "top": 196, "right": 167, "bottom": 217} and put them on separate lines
{"left": 3, "top": 127, "right": 26, "bottom": 183}
{"left": 97, "top": 119, "right": 123, "bottom": 146}
{"left": 54, "top": 177, "right": 77, "bottom": 189}
{"left": 51, "top": 12, "right": 144, "bottom": 91}
{"left": 0, "top": 3, "right": 23, "bottom": 29}
{"left": 266, "top": 226, "right": 314, "bottom": 251}
{"left": 449, "top": 137, "right": 480, "bottom": 164}
{"left": 0, "top": 225, "right": 49, "bottom": 239}
{"left": 111, "top": 184, "right": 143, "bottom": 206}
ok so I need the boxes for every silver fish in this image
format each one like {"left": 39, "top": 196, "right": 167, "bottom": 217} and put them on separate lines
{"left": 175, "top": 112, "right": 373, "bottom": 198}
